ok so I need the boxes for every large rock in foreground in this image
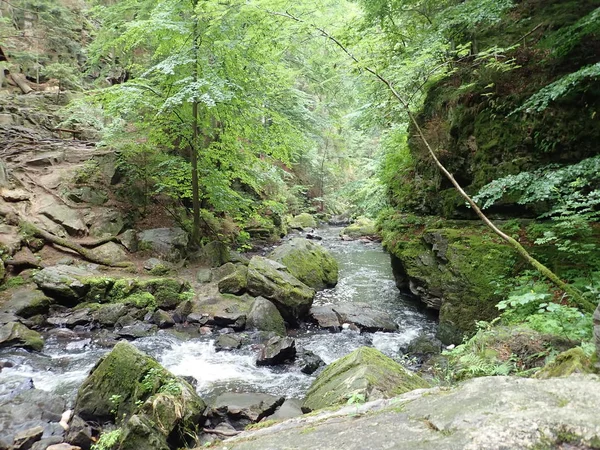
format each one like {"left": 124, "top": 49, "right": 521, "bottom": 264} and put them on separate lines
{"left": 207, "top": 375, "right": 600, "bottom": 450}
{"left": 246, "top": 257, "right": 314, "bottom": 325}
{"left": 302, "top": 347, "right": 428, "bottom": 412}
{"left": 74, "top": 342, "right": 205, "bottom": 450}
{"left": 268, "top": 238, "right": 338, "bottom": 290}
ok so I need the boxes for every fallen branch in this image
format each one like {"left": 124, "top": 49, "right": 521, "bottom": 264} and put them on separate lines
{"left": 21, "top": 221, "right": 134, "bottom": 269}
{"left": 8, "top": 73, "right": 32, "bottom": 95}
{"left": 4, "top": 258, "right": 45, "bottom": 270}
{"left": 271, "top": 11, "right": 593, "bottom": 313}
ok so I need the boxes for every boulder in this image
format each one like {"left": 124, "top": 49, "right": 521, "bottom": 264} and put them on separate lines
{"left": 265, "top": 398, "right": 303, "bottom": 421}
{"left": 115, "top": 321, "right": 156, "bottom": 339}
{"left": 93, "top": 242, "right": 128, "bottom": 264}
{"left": 38, "top": 199, "right": 87, "bottom": 236}
{"left": 309, "top": 303, "right": 397, "bottom": 332}
{"left": 191, "top": 241, "right": 230, "bottom": 268}
{"left": 1, "top": 288, "right": 52, "bottom": 318}
{"left": 74, "top": 342, "right": 205, "bottom": 450}
{"left": 47, "top": 309, "right": 92, "bottom": 329}
{"left": 143, "top": 258, "right": 171, "bottom": 276}
{"left": 341, "top": 217, "right": 378, "bottom": 240}
{"left": 268, "top": 238, "right": 338, "bottom": 290}
{"left": 535, "top": 347, "right": 595, "bottom": 379}
{"left": 212, "top": 263, "right": 237, "bottom": 282}
{"left": 11, "top": 425, "right": 43, "bottom": 450}
{"left": 288, "top": 213, "right": 317, "bottom": 230}
{"left": 256, "top": 336, "right": 296, "bottom": 366}
{"left": 245, "top": 297, "right": 286, "bottom": 337}
{"left": 302, "top": 347, "right": 429, "bottom": 412}
{"left": 67, "top": 187, "right": 108, "bottom": 205}
{"left": 118, "top": 230, "right": 138, "bottom": 252}
{"left": 137, "top": 228, "right": 189, "bottom": 261}
{"left": 64, "top": 415, "right": 92, "bottom": 450}
{"left": 1, "top": 189, "right": 30, "bottom": 202}
{"left": 191, "top": 294, "right": 253, "bottom": 329}
{"left": 92, "top": 303, "right": 128, "bottom": 327}
{"left": 404, "top": 334, "right": 442, "bottom": 362}
{"left": 197, "top": 268, "right": 212, "bottom": 284}
{"left": 218, "top": 266, "right": 248, "bottom": 295}
{"left": 215, "top": 334, "right": 242, "bottom": 352}
{"left": 0, "top": 322, "right": 44, "bottom": 351}
{"left": 32, "top": 265, "right": 94, "bottom": 302}
{"left": 212, "top": 393, "right": 284, "bottom": 428}
{"left": 297, "top": 349, "right": 325, "bottom": 375}
{"left": 246, "top": 256, "right": 314, "bottom": 325}
{"left": 150, "top": 309, "right": 174, "bottom": 329}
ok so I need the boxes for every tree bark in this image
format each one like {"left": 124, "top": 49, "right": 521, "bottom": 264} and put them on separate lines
{"left": 190, "top": 2, "right": 201, "bottom": 247}
{"left": 8, "top": 73, "right": 32, "bottom": 94}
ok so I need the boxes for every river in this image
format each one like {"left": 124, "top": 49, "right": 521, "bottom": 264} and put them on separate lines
{"left": 0, "top": 227, "right": 437, "bottom": 404}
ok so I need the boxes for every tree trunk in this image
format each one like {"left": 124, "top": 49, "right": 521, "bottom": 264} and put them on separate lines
{"left": 9, "top": 73, "right": 33, "bottom": 94}
{"left": 190, "top": 6, "right": 201, "bottom": 247}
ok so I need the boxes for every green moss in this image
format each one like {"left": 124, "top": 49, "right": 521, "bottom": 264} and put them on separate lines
{"left": 535, "top": 347, "right": 596, "bottom": 379}
{"left": 0, "top": 276, "right": 27, "bottom": 291}
{"left": 288, "top": 213, "right": 317, "bottom": 229}
{"left": 122, "top": 292, "right": 157, "bottom": 310}
{"left": 342, "top": 217, "right": 378, "bottom": 239}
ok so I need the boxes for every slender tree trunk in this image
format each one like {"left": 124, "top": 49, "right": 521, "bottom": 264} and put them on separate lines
{"left": 272, "top": 12, "right": 593, "bottom": 312}
{"left": 190, "top": 5, "right": 201, "bottom": 247}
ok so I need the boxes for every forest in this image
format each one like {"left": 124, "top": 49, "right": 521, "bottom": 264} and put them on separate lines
{"left": 0, "top": 0, "right": 599, "bottom": 449}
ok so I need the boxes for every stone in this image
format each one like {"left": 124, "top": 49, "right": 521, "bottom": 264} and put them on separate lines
{"left": 340, "top": 217, "right": 378, "bottom": 240}
{"left": 73, "top": 342, "right": 206, "bottom": 450}
{"left": 197, "top": 268, "right": 212, "bottom": 283}
{"left": 302, "top": 347, "right": 429, "bottom": 412}
{"left": 229, "top": 251, "right": 250, "bottom": 266}
{"left": 0, "top": 160, "right": 8, "bottom": 188}
{"left": 212, "top": 392, "right": 284, "bottom": 427}
{"left": 46, "top": 445, "right": 82, "bottom": 450}
{"left": 87, "top": 209, "right": 124, "bottom": 238}
{"left": 245, "top": 296, "right": 286, "bottom": 336}
{"left": 137, "top": 228, "right": 189, "bottom": 261}
{"left": 309, "top": 303, "right": 397, "bottom": 332}
{"left": 218, "top": 266, "right": 248, "bottom": 295}
{"left": 191, "top": 241, "right": 230, "bottom": 268}
{"left": 91, "top": 303, "right": 128, "bottom": 327}
{"left": 38, "top": 199, "right": 87, "bottom": 236}
{"left": 405, "top": 334, "right": 442, "bottom": 361}
{"left": 256, "top": 336, "right": 296, "bottom": 366}
{"left": 118, "top": 229, "right": 138, "bottom": 252}
{"left": 92, "top": 242, "right": 128, "bottom": 264}
{"left": 143, "top": 258, "right": 171, "bottom": 275}
{"left": 151, "top": 309, "right": 174, "bottom": 328}
{"left": 535, "top": 347, "right": 595, "bottom": 379}
{"left": 215, "top": 334, "right": 242, "bottom": 351}
{"left": 1, "top": 189, "right": 30, "bottom": 202}
{"left": 195, "top": 376, "right": 600, "bottom": 450}
{"left": 297, "top": 349, "right": 325, "bottom": 375}
{"left": 31, "top": 438, "right": 64, "bottom": 450}
{"left": 64, "top": 416, "right": 92, "bottom": 450}
{"left": 0, "top": 322, "right": 44, "bottom": 351}
{"left": 47, "top": 309, "right": 92, "bottom": 329}
{"left": 12, "top": 426, "right": 43, "bottom": 450}
{"left": 268, "top": 238, "right": 338, "bottom": 290}
{"left": 67, "top": 187, "right": 108, "bottom": 205}
{"left": 115, "top": 321, "right": 156, "bottom": 339}
{"left": 32, "top": 265, "right": 94, "bottom": 302}
{"left": 265, "top": 398, "right": 303, "bottom": 421}
{"left": 1, "top": 288, "right": 52, "bottom": 318}
{"left": 193, "top": 294, "right": 253, "bottom": 329}
{"left": 288, "top": 213, "right": 317, "bottom": 230}
{"left": 211, "top": 262, "right": 237, "bottom": 282}
{"left": 246, "top": 256, "right": 315, "bottom": 326}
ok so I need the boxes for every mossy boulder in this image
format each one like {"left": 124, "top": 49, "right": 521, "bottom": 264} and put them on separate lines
{"left": 0, "top": 322, "right": 44, "bottom": 351}
{"left": 288, "top": 213, "right": 317, "bottom": 230}
{"left": 380, "top": 215, "right": 517, "bottom": 344}
{"left": 32, "top": 265, "right": 95, "bottom": 302}
{"left": 137, "top": 227, "right": 189, "bottom": 262}
{"left": 302, "top": 347, "right": 429, "bottom": 412}
{"left": 535, "top": 347, "right": 596, "bottom": 379}
{"left": 218, "top": 265, "right": 248, "bottom": 295}
{"left": 246, "top": 296, "right": 286, "bottom": 336}
{"left": 74, "top": 342, "right": 205, "bottom": 450}
{"left": 246, "top": 256, "right": 315, "bottom": 326}
{"left": 191, "top": 240, "right": 230, "bottom": 268}
{"left": 190, "top": 293, "right": 254, "bottom": 329}
{"left": 341, "top": 217, "right": 378, "bottom": 239}
{"left": 1, "top": 288, "right": 52, "bottom": 318}
{"left": 268, "top": 238, "right": 338, "bottom": 290}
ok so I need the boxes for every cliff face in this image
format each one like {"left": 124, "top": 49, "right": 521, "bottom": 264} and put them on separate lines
{"left": 387, "top": 0, "right": 600, "bottom": 218}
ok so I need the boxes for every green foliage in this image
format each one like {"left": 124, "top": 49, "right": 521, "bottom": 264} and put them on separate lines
{"left": 545, "top": 7, "right": 600, "bottom": 58}
{"left": 40, "top": 62, "right": 81, "bottom": 90}
{"left": 91, "top": 429, "right": 122, "bottom": 450}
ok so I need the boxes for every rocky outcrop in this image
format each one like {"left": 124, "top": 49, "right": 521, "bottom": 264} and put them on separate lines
{"left": 288, "top": 213, "right": 317, "bottom": 230}
{"left": 74, "top": 342, "right": 205, "bottom": 450}
{"left": 191, "top": 240, "right": 230, "bottom": 267}
{"left": 205, "top": 375, "right": 600, "bottom": 450}
{"left": 302, "top": 347, "right": 429, "bottom": 412}
{"left": 137, "top": 228, "right": 189, "bottom": 261}
{"left": 268, "top": 238, "right": 338, "bottom": 290}
{"left": 310, "top": 303, "right": 397, "bottom": 332}
{"left": 246, "top": 256, "right": 314, "bottom": 326}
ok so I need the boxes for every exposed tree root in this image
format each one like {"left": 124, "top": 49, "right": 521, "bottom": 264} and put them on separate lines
{"left": 202, "top": 428, "right": 241, "bottom": 437}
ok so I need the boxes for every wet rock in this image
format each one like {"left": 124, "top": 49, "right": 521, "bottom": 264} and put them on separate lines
{"left": 86, "top": 209, "right": 124, "bottom": 238}
{"left": 197, "top": 268, "right": 212, "bottom": 283}
{"left": 309, "top": 303, "right": 397, "bottom": 332}
{"left": 212, "top": 393, "right": 284, "bottom": 428}
{"left": 64, "top": 416, "right": 92, "bottom": 450}
{"left": 297, "top": 349, "right": 325, "bottom": 375}
{"left": 143, "top": 258, "right": 171, "bottom": 275}
{"left": 32, "top": 265, "right": 94, "bottom": 302}
{"left": 215, "top": 334, "right": 242, "bottom": 351}
{"left": 256, "top": 336, "right": 296, "bottom": 366}
{"left": 305, "top": 233, "right": 322, "bottom": 240}
{"left": 115, "top": 321, "right": 156, "bottom": 339}
{"left": 150, "top": 309, "right": 174, "bottom": 329}
{"left": 302, "top": 347, "right": 429, "bottom": 412}
{"left": 404, "top": 334, "right": 442, "bottom": 362}
{"left": 245, "top": 296, "right": 286, "bottom": 337}
{"left": 268, "top": 238, "right": 338, "bottom": 290}
{"left": 118, "top": 229, "right": 138, "bottom": 252}
{"left": 137, "top": 228, "right": 189, "bottom": 261}
{"left": 12, "top": 426, "right": 43, "bottom": 450}
{"left": 38, "top": 199, "right": 86, "bottom": 236}
{"left": 265, "top": 398, "right": 303, "bottom": 421}
{"left": 288, "top": 213, "right": 317, "bottom": 230}
{"left": 93, "top": 242, "right": 128, "bottom": 264}
{"left": 0, "top": 322, "right": 44, "bottom": 351}
{"left": 191, "top": 241, "right": 230, "bottom": 268}
{"left": 47, "top": 309, "right": 92, "bottom": 329}
{"left": 91, "top": 303, "right": 128, "bottom": 327}
{"left": 193, "top": 294, "right": 253, "bottom": 329}
{"left": 246, "top": 256, "right": 315, "bottom": 326}
{"left": 67, "top": 187, "right": 107, "bottom": 206}
{"left": 1, "top": 288, "right": 52, "bottom": 318}
{"left": 218, "top": 266, "right": 248, "bottom": 295}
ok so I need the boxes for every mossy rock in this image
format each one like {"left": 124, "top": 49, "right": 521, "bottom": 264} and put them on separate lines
{"left": 0, "top": 321, "right": 44, "bottom": 351}
{"left": 288, "top": 213, "right": 317, "bottom": 230}
{"left": 192, "top": 240, "right": 230, "bottom": 268}
{"left": 246, "top": 256, "right": 315, "bottom": 326}
{"left": 341, "top": 217, "right": 378, "bottom": 239}
{"left": 194, "top": 293, "right": 253, "bottom": 329}
{"left": 246, "top": 296, "right": 286, "bottom": 336}
{"left": 535, "top": 347, "right": 596, "bottom": 379}
{"left": 0, "top": 288, "right": 52, "bottom": 318}
{"left": 218, "top": 265, "right": 248, "bottom": 295}
{"left": 268, "top": 238, "right": 338, "bottom": 290}
{"left": 302, "top": 347, "right": 429, "bottom": 412}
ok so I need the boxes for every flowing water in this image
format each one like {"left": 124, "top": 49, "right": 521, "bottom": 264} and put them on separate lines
{"left": 0, "top": 227, "right": 437, "bottom": 404}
